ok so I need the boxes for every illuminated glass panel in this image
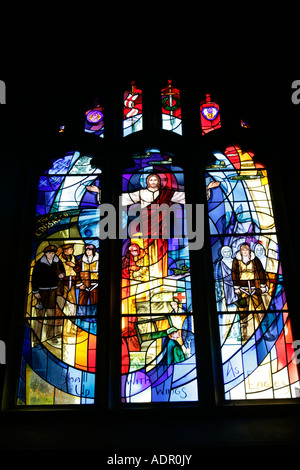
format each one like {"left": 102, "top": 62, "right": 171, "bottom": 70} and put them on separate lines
{"left": 123, "top": 81, "right": 143, "bottom": 137}
{"left": 161, "top": 80, "right": 182, "bottom": 135}
{"left": 206, "top": 145, "right": 300, "bottom": 399}
{"left": 241, "top": 120, "right": 251, "bottom": 128}
{"left": 200, "top": 94, "right": 221, "bottom": 135}
{"left": 17, "top": 151, "right": 101, "bottom": 405}
{"left": 121, "top": 148, "right": 198, "bottom": 403}
{"left": 85, "top": 102, "right": 104, "bottom": 137}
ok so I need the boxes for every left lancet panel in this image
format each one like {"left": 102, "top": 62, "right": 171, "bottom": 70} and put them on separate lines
{"left": 17, "top": 151, "right": 102, "bottom": 405}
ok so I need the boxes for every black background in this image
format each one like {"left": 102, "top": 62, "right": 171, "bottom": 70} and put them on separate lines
{"left": 1, "top": 33, "right": 300, "bottom": 463}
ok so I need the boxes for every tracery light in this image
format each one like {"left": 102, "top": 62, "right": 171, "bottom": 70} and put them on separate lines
{"left": 206, "top": 144, "right": 300, "bottom": 400}
{"left": 200, "top": 94, "right": 221, "bottom": 135}
{"left": 123, "top": 81, "right": 143, "bottom": 137}
{"left": 161, "top": 80, "right": 182, "bottom": 135}
{"left": 85, "top": 103, "right": 104, "bottom": 137}
{"left": 17, "top": 151, "right": 102, "bottom": 405}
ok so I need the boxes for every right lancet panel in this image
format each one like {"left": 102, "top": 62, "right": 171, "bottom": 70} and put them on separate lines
{"left": 206, "top": 145, "right": 300, "bottom": 400}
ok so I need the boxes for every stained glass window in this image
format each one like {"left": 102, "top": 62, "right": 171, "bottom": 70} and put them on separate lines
{"left": 85, "top": 101, "right": 104, "bottom": 137}
{"left": 206, "top": 145, "right": 300, "bottom": 399}
{"left": 200, "top": 94, "right": 221, "bottom": 135}
{"left": 121, "top": 148, "right": 198, "bottom": 403}
{"left": 123, "top": 81, "right": 143, "bottom": 137}
{"left": 161, "top": 80, "right": 182, "bottom": 135}
{"left": 16, "top": 151, "right": 101, "bottom": 405}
